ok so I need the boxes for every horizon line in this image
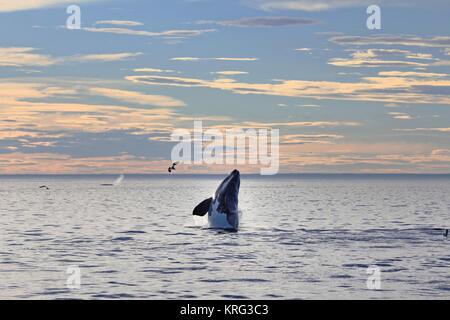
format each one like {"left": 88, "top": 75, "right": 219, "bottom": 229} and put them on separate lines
{"left": 1, "top": 173, "right": 449, "bottom": 176}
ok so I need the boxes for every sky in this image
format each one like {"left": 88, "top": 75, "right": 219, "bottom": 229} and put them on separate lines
{"left": 0, "top": 0, "right": 449, "bottom": 174}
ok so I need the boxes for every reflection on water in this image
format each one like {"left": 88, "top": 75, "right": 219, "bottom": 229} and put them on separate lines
{"left": 0, "top": 175, "right": 448, "bottom": 299}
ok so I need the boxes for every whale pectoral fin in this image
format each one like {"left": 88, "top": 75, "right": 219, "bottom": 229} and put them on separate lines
{"left": 193, "top": 197, "right": 212, "bottom": 216}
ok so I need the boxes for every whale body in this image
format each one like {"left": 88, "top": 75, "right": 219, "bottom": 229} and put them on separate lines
{"left": 193, "top": 169, "right": 240, "bottom": 231}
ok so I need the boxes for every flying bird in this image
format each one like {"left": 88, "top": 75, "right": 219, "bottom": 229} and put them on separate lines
{"left": 168, "top": 162, "right": 179, "bottom": 173}
{"left": 39, "top": 185, "right": 49, "bottom": 190}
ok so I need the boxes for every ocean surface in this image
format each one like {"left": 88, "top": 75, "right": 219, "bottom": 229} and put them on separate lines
{"left": 0, "top": 174, "right": 448, "bottom": 299}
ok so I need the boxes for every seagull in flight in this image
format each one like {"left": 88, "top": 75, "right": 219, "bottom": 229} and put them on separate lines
{"left": 168, "top": 162, "right": 179, "bottom": 173}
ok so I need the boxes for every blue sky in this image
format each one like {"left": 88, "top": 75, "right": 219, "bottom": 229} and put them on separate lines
{"left": 0, "top": 0, "right": 449, "bottom": 173}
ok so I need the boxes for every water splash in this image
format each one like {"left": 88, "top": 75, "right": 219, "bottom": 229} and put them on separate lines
{"left": 113, "top": 174, "right": 124, "bottom": 186}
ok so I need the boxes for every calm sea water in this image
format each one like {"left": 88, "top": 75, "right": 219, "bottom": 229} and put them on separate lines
{"left": 0, "top": 174, "right": 448, "bottom": 299}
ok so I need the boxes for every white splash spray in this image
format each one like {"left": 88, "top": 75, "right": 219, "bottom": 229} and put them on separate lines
{"left": 113, "top": 174, "right": 124, "bottom": 186}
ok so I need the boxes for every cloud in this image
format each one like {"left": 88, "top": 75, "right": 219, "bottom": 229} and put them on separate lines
{"left": 300, "top": 104, "right": 320, "bottom": 107}
{"left": 134, "top": 68, "right": 176, "bottom": 73}
{"left": 0, "top": 82, "right": 359, "bottom": 174}
{"left": 0, "top": 47, "right": 61, "bottom": 67}
{"left": 82, "top": 27, "right": 216, "bottom": 38}
{"left": 253, "top": 0, "right": 449, "bottom": 12}
{"left": 350, "top": 49, "right": 435, "bottom": 60}
{"left": 197, "top": 16, "right": 320, "bottom": 27}
{"left": 393, "top": 115, "right": 413, "bottom": 119}
{"left": 406, "top": 53, "right": 435, "bottom": 60}
{"left": 16, "top": 69, "right": 43, "bottom": 74}
{"left": 125, "top": 73, "right": 450, "bottom": 105}
{"left": 0, "top": 47, "right": 142, "bottom": 67}
{"left": 70, "top": 52, "right": 143, "bottom": 62}
{"left": 1, "top": 81, "right": 449, "bottom": 174}
{"left": 327, "top": 49, "right": 438, "bottom": 68}
{"left": 387, "top": 112, "right": 415, "bottom": 120}
{"left": 0, "top": 82, "right": 180, "bottom": 135}
{"left": 431, "top": 60, "right": 450, "bottom": 66}
{"left": 281, "top": 134, "right": 344, "bottom": 144}
{"left": 0, "top": 0, "right": 104, "bottom": 12}
{"left": 378, "top": 71, "right": 448, "bottom": 78}
{"left": 431, "top": 149, "right": 450, "bottom": 156}
{"left": 198, "top": 121, "right": 358, "bottom": 135}
{"left": 89, "top": 88, "right": 187, "bottom": 107}
{"left": 240, "top": 121, "right": 359, "bottom": 127}
{"left": 257, "top": 0, "right": 363, "bottom": 11}
{"left": 295, "top": 48, "right": 312, "bottom": 51}
{"left": 171, "top": 57, "right": 258, "bottom": 61}
{"left": 94, "top": 20, "right": 143, "bottom": 26}
{"left": 330, "top": 35, "right": 450, "bottom": 47}
{"left": 2, "top": 144, "right": 449, "bottom": 174}
{"left": 0, "top": 82, "right": 190, "bottom": 168}
{"left": 2, "top": 145, "right": 450, "bottom": 174}
{"left": 338, "top": 72, "right": 362, "bottom": 76}
{"left": 328, "top": 58, "right": 428, "bottom": 68}
{"left": 211, "top": 71, "right": 248, "bottom": 75}
{"left": 395, "top": 128, "right": 450, "bottom": 132}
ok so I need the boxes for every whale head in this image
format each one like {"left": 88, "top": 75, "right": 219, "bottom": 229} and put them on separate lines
{"left": 192, "top": 169, "right": 241, "bottom": 230}
{"left": 214, "top": 169, "right": 240, "bottom": 216}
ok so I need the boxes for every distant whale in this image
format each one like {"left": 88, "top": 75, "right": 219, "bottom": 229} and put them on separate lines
{"left": 193, "top": 169, "right": 240, "bottom": 231}
{"left": 101, "top": 174, "right": 124, "bottom": 186}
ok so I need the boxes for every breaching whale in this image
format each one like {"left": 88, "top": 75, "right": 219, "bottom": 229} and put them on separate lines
{"left": 193, "top": 169, "right": 240, "bottom": 231}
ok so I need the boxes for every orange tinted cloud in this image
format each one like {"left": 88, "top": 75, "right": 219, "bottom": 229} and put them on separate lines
{"left": 126, "top": 73, "right": 450, "bottom": 104}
